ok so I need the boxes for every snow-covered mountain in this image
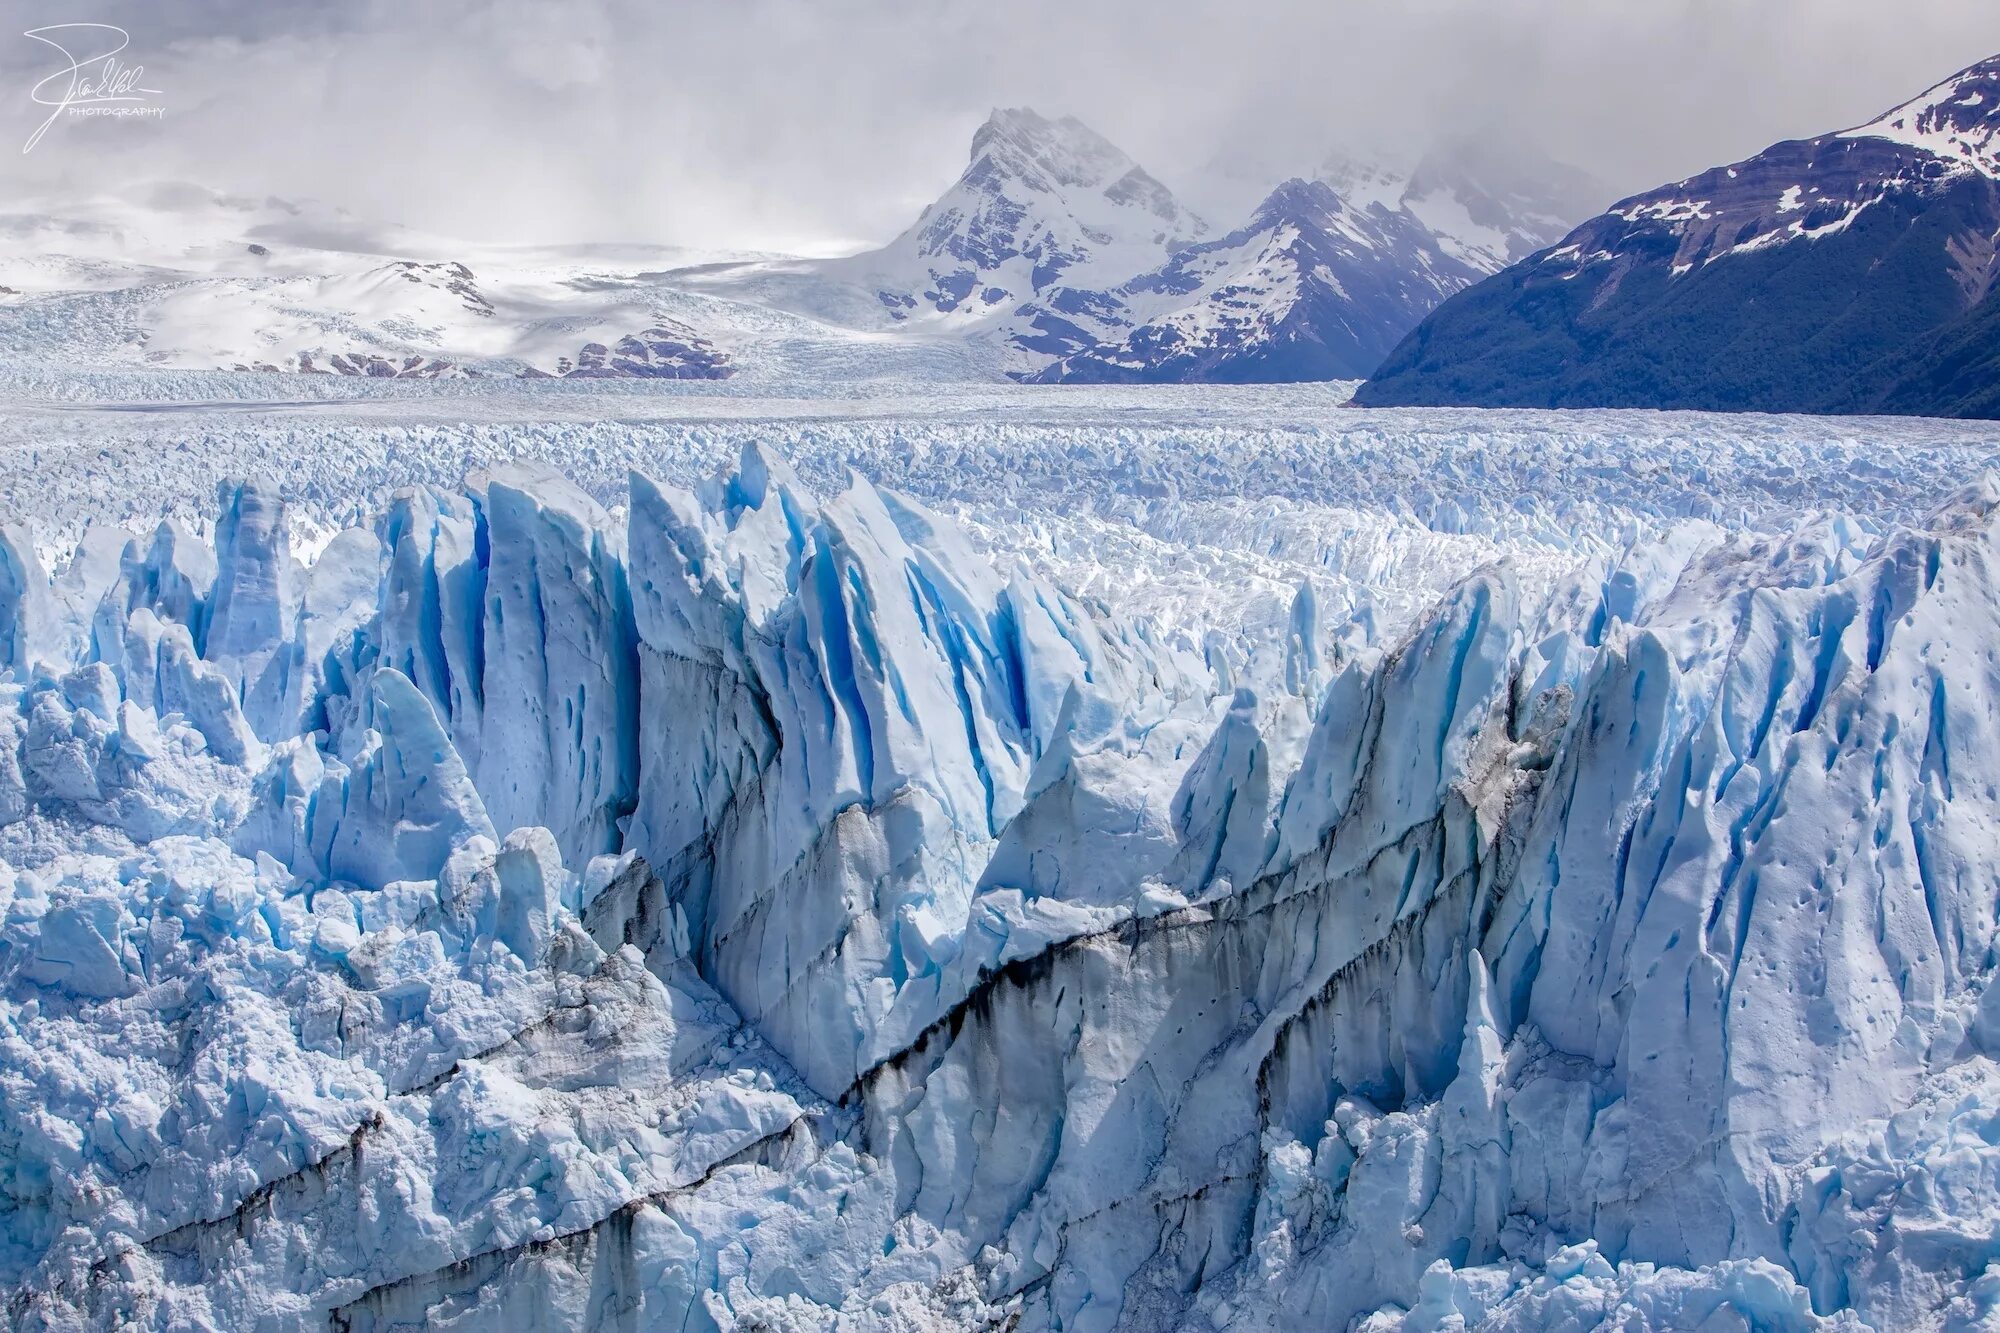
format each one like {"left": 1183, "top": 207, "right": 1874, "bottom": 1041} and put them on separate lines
{"left": 1004, "top": 137, "right": 1600, "bottom": 383}
{"left": 8, "top": 392, "right": 2000, "bottom": 1327}
{"left": 838, "top": 107, "right": 1209, "bottom": 324}
{"left": 1358, "top": 53, "right": 2000, "bottom": 417}
{"left": 1315, "top": 142, "right": 1607, "bottom": 274}
{"left": 1021, "top": 178, "right": 1485, "bottom": 382}
{"left": 2, "top": 142, "right": 1200, "bottom": 385}
{"left": 1393, "top": 137, "right": 1609, "bottom": 270}
{"left": 0, "top": 120, "right": 1603, "bottom": 388}
{"left": 0, "top": 186, "right": 769, "bottom": 381}
{"left": 1182, "top": 133, "right": 1604, "bottom": 273}
{"left": 629, "top": 112, "right": 1603, "bottom": 384}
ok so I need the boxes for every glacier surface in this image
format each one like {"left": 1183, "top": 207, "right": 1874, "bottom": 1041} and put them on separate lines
{"left": 5, "top": 381, "right": 2000, "bottom": 1330}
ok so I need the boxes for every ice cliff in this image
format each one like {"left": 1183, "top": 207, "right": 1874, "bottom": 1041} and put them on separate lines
{"left": 6, "top": 447, "right": 2000, "bottom": 1330}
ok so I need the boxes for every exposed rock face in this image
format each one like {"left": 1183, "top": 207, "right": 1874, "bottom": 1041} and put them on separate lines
{"left": 548, "top": 325, "right": 734, "bottom": 379}
{"left": 288, "top": 352, "right": 467, "bottom": 378}
{"left": 388, "top": 260, "right": 494, "bottom": 317}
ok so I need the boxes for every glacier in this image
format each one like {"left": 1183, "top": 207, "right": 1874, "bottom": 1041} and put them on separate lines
{"left": 6, "top": 386, "right": 2000, "bottom": 1329}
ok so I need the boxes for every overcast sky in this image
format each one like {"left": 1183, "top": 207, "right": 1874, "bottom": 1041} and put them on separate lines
{"left": 6, "top": 0, "right": 2000, "bottom": 253}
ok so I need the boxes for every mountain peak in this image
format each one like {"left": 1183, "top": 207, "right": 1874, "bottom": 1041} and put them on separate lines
{"left": 1843, "top": 52, "right": 2000, "bottom": 175}
{"left": 962, "top": 106, "right": 1201, "bottom": 234}
{"left": 971, "top": 106, "right": 1060, "bottom": 153}
{"left": 1252, "top": 177, "right": 1343, "bottom": 225}
{"left": 1022, "top": 168, "right": 1488, "bottom": 385}
{"left": 962, "top": 107, "right": 1203, "bottom": 240}
{"left": 853, "top": 106, "right": 1203, "bottom": 320}
{"left": 1313, "top": 139, "right": 1604, "bottom": 269}
{"left": 969, "top": 107, "right": 1131, "bottom": 185}
{"left": 1315, "top": 154, "right": 1411, "bottom": 211}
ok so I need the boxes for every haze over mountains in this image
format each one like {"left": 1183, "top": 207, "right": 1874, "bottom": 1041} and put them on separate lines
{"left": 9, "top": 50, "right": 1997, "bottom": 417}
{"left": 0, "top": 109, "right": 1603, "bottom": 388}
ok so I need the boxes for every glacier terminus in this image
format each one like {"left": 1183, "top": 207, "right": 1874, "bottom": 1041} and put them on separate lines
{"left": 1, "top": 382, "right": 1999, "bottom": 1331}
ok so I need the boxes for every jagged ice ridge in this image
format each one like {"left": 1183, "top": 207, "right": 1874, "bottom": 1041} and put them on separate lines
{"left": 6, "top": 425, "right": 2000, "bottom": 1329}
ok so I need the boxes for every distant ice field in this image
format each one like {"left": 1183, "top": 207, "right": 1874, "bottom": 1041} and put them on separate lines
{"left": 5, "top": 374, "right": 1997, "bottom": 672}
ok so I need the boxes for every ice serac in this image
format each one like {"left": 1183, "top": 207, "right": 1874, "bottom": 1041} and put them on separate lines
{"left": 619, "top": 443, "right": 1183, "bottom": 1095}
{"left": 92, "top": 518, "right": 216, "bottom": 677}
{"left": 0, "top": 524, "right": 49, "bottom": 675}
{"left": 203, "top": 480, "right": 298, "bottom": 740}
{"left": 45, "top": 528, "right": 127, "bottom": 669}
{"left": 1476, "top": 490, "right": 2000, "bottom": 1294}
{"left": 375, "top": 486, "right": 484, "bottom": 766}
{"left": 473, "top": 463, "right": 637, "bottom": 867}
{"left": 818, "top": 563, "right": 1526, "bottom": 1332}
{"left": 149, "top": 616, "right": 262, "bottom": 767}
{"left": 307, "top": 666, "right": 496, "bottom": 890}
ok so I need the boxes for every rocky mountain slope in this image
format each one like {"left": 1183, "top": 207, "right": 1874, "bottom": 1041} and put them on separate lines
{"left": 1356, "top": 54, "right": 2000, "bottom": 417}
{"left": 1020, "top": 178, "right": 1484, "bottom": 382}
{"left": 1320, "top": 139, "right": 1605, "bottom": 273}
{"left": 1007, "top": 137, "right": 1600, "bottom": 384}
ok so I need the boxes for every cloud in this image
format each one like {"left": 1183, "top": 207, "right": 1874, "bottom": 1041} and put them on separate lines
{"left": 4, "top": 0, "right": 1999, "bottom": 252}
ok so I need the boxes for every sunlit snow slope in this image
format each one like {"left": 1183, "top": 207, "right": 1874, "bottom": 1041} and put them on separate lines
{"left": 6, "top": 380, "right": 2000, "bottom": 1330}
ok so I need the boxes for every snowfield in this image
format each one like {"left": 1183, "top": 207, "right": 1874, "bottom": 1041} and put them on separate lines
{"left": 5, "top": 375, "right": 2000, "bottom": 1330}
